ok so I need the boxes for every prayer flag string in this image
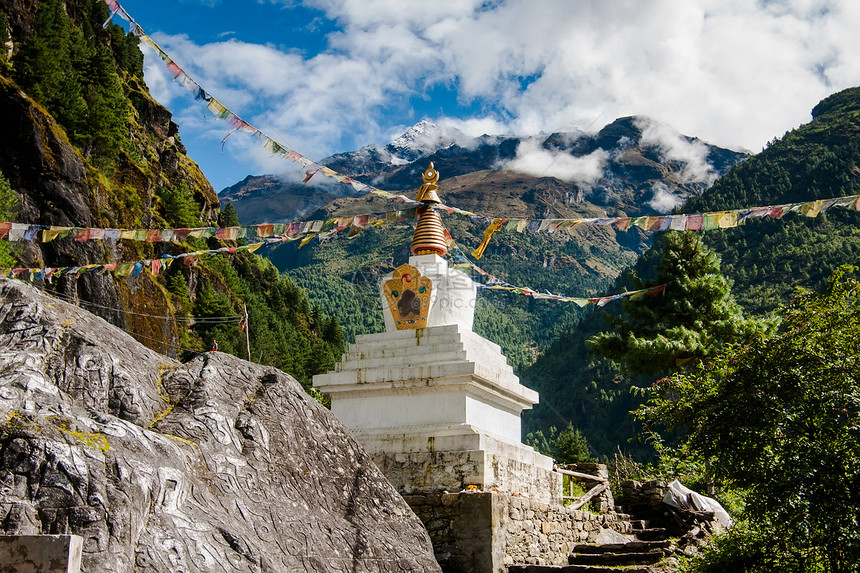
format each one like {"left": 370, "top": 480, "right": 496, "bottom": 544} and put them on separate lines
{"left": 0, "top": 207, "right": 421, "bottom": 244}
{"left": 442, "top": 224, "right": 668, "bottom": 307}
{"left": 99, "top": 0, "right": 477, "bottom": 218}
{"left": 467, "top": 194, "right": 860, "bottom": 259}
{"left": 10, "top": 192, "right": 854, "bottom": 249}
{"left": 0, "top": 240, "right": 271, "bottom": 283}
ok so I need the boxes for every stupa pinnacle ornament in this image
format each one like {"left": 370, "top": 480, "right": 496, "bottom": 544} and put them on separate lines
{"left": 411, "top": 163, "right": 448, "bottom": 256}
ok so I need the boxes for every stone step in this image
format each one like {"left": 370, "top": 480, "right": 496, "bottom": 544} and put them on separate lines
{"left": 572, "top": 540, "right": 670, "bottom": 554}
{"left": 341, "top": 347, "right": 470, "bottom": 369}
{"left": 634, "top": 528, "right": 669, "bottom": 541}
{"left": 340, "top": 339, "right": 515, "bottom": 374}
{"left": 569, "top": 549, "right": 664, "bottom": 567}
{"left": 630, "top": 519, "right": 649, "bottom": 530}
{"left": 343, "top": 340, "right": 468, "bottom": 360}
{"left": 352, "top": 329, "right": 467, "bottom": 351}
{"left": 508, "top": 565, "right": 653, "bottom": 573}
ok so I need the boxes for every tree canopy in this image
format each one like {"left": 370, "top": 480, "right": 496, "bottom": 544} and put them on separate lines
{"left": 525, "top": 422, "right": 594, "bottom": 465}
{"left": 641, "top": 267, "right": 860, "bottom": 572}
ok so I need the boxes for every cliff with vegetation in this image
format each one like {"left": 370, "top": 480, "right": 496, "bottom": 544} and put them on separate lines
{"left": 0, "top": 0, "right": 343, "bottom": 391}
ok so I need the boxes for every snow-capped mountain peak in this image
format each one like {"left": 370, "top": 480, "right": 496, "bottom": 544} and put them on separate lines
{"left": 387, "top": 120, "right": 469, "bottom": 162}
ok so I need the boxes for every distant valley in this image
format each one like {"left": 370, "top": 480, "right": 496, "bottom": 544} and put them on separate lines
{"left": 222, "top": 116, "right": 749, "bottom": 369}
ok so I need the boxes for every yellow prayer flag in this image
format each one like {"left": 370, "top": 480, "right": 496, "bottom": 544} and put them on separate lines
{"left": 718, "top": 212, "right": 738, "bottom": 228}
{"left": 42, "top": 227, "right": 72, "bottom": 242}
{"left": 801, "top": 200, "right": 824, "bottom": 218}
{"left": 471, "top": 218, "right": 505, "bottom": 260}
{"left": 299, "top": 233, "right": 317, "bottom": 248}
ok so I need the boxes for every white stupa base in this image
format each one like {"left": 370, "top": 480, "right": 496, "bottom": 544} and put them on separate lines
{"left": 314, "top": 323, "right": 560, "bottom": 501}
{"left": 359, "top": 426, "right": 561, "bottom": 503}
{"left": 314, "top": 324, "right": 536, "bottom": 444}
{"left": 315, "top": 254, "right": 561, "bottom": 502}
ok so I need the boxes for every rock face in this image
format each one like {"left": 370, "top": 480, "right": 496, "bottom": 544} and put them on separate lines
{"left": 0, "top": 278, "right": 441, "bottom": 572}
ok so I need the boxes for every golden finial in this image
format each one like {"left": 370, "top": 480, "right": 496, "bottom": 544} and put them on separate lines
{"left": 415, "top": 162, "right": 442, "bottom": 204}
{"left": 411, "top": 162, "right": 448, "bottom": 256}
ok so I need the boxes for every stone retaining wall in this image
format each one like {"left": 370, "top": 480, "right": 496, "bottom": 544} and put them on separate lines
{"left": 620, "top": 479, "right": 669, "bottom": 518}
{"left": 373, "top": 447, "right": 562, "bottom": 504}
{"left": 404, "top": 491, "right": 633, "bottom": 573}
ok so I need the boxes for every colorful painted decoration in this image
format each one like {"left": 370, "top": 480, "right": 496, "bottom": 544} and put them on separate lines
{"left": 383, "top": 264, "right": 433, "bottom": 329}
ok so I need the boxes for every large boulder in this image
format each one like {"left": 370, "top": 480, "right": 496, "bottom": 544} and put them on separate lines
{"left": 0, "top": 278, "right": 441, "bottom": 572}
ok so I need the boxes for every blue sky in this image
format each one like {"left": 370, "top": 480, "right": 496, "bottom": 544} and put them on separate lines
{"left": 112, "top": 0, "right": 860, "bottom": 192}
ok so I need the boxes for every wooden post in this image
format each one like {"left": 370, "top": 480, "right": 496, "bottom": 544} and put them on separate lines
{"left": 243, "top": 303, "right": 251, "bottom": 362}
{"left": 569, "top": 483, "right": 608, "bottom": 511}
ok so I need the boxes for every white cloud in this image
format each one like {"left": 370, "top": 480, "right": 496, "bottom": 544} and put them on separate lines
{"left": 636, "top": 117, "right": 718, "bottom": 185}
{"left": 503, "top": 139, "right": 608, "bottom": 186}
{"left": 140, "top": 0, "right": 860, "bottom": 183}
{"left": 648, "top": 181, "right": 684, "bottom": 213}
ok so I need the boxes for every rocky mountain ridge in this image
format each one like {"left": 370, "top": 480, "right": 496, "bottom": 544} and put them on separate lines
{"left": 220, "top": 117, "right": 749, "bottom": 224}
{"left": 233, "top": 117, "right": 747, "bottom": 369}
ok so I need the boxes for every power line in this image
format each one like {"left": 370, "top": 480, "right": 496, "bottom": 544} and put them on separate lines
{"left": 37, "top": 286, "right": 243, "bottom": 324}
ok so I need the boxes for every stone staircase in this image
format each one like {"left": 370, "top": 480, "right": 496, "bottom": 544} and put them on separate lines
{"left": 508, "top": 514, "right": 679, "bottom": 573}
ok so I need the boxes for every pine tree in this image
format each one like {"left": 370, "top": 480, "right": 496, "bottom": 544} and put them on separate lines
{"left": 588, "top": 231, "right": 770, "bottom": 376}
{"left": 554, "top": 423, "right": 594, "bottom": 464}
{"left": 194, "top": 281, "right": 234, "bottom": 318}
{"left": 83, "top": 45, "right": 128, "bottom": 165}
{"left": 219, "top": 203, "right": 240, "bottom": 228}
{"left": 13, "top": 0, "right": 88, "bottom": 141}
{"left": 157, "top": 181, "right": 202, "bottom": 228}
{"left": 322, "top": 316, "right": 344, "bottom": 349}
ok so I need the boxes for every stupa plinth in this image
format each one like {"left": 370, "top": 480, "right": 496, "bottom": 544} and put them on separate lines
{"left": 313, "top": 165, "right": 559, "bottom": 503}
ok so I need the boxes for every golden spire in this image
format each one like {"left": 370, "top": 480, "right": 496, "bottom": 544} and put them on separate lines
{"left": 411, "top": 163, "right": 448, "bottom": 256}
{"left": 415, "top": 163, "right": 442, "bottom": 203}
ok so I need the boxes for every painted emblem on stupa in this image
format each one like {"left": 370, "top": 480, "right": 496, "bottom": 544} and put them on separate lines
{"left": 383, "top": 264, "right": 433, "bottom": 329}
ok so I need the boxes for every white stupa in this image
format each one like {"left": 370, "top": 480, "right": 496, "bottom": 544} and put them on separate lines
{"left": 314, "top": 165, "right": 559, "bottom": 502}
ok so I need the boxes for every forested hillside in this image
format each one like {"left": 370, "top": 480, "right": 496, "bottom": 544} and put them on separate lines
{"left": 266, "top": 119, "right": 747, "bottom": 369}
{"left": 688, "top": 86, "right": 860, "bottom": 314}
{"left": 522, "top": 86, "right": 860, "bottom": 459}
{"left": 0, "top": 0, "right": 343, "bottom": 390}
